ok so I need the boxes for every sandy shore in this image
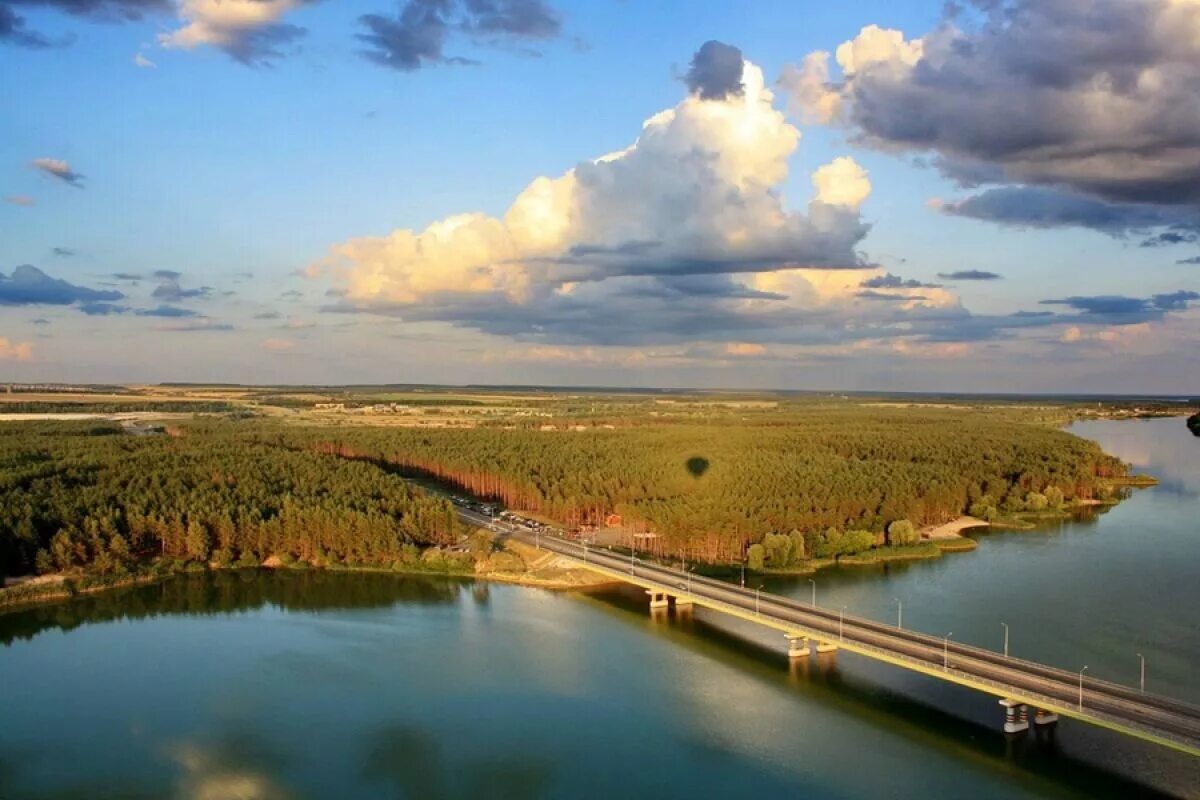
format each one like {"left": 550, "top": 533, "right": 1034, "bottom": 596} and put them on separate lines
{"left": 920, "top": 516, "right": 989, "bottom": 540}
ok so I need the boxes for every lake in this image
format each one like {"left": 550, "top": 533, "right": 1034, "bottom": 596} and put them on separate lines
{"left": 1, "top": 417, "right": 1197, "bottom": 798}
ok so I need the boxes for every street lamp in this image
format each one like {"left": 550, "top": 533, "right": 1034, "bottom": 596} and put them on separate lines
{"left": 1001, "top": 622, "right": 1009, "bottom": 658}
{"left": 943, "top": 632, "right": 953, "bottom": 671}
{"left": 740, "top": 560, "right": 746, "bottom": 588}
{"left": 1079, "top": 665, "right": 1089, "bottom": 710}
{"left": 808, "top": 578, "right": 816, "bottom": 607}
{"left": 1137, "top": 653, "right": 1146, "bottom": 694}
{"left": 894, "top": 597, "right": 903, "bottom": 629}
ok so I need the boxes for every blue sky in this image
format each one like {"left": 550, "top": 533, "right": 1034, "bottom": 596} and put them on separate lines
{"left": 1, "top": 0, "right": 1198, "bottom": 391}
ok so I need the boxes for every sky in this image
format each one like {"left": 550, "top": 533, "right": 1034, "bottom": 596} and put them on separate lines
{"left": 1, "top": 0, "right": 1198, "bottom": 393}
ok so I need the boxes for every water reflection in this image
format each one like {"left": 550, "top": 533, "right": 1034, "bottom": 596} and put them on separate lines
{"left": 362, "top": 724, "right": 557, "bottom": 799}
{"left": 1072, "top": 417, "right": 1200, "bottom": 497}
{"left": 0, "top": 570, "right": 466, "bottom": 646}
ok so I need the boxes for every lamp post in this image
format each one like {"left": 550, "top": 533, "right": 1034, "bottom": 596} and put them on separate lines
{"left": 840, "top": 606, "right": 846, "bottom": 641}
{"left": 740, "top": 560, "right": 746, "bottom": 588}
{"left": 755, "top": 585, "right": 764, "bottom": 616}
{"left": 943, "top": 632, "right": 953, "bottom": 671}
{"left": 1137, "top": 653, "right": 1146, "bottom": 694}
{"left": 894, "top": 597, "right": 903, "bottom": 629}
{"left": 808, "top": 578, "right": 816, "bottom": 608}
{"left": 1001, "top": 622, "right": 1009, "bottom": 658}
{"left": 582, "top": 541, "right": 588, "bottom": 563}
{"left": 1079, "top": 665, "right": 1089, "bottom": 710}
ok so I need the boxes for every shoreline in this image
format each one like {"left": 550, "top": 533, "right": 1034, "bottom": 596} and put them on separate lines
{"left": 0, "top": 539, "right": 619, "bottom": 616}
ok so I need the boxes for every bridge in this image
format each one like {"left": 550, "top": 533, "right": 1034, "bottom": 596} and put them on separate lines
{"left": 457, "top": 508, "right": 1200, "bottom": 759}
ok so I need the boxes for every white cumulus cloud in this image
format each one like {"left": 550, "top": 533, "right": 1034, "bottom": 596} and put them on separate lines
{"left": 330, "top": 58, "right": 872, "bottom": 312}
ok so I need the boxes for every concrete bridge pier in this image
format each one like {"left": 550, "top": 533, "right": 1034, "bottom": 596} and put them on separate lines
{"left": 1033, "top": 709, "right": 1059, "bottom": 726}
{"left": 815, "top": 640, "right": 839, "bottom": 655}
{"left": 785, "top": 634, "right": 810, "bottom": 659}
{"left": 1000, "top": 699, "right": 1030, "bottom": 734}
{"left": 646, "top": 590, "right": 670, "bottom": 610}
{"left": 1033, "top": 709, "right": 1059, "bottom": 742}
{"left": 673, "top": 594, "right": 694, "bottom": 612}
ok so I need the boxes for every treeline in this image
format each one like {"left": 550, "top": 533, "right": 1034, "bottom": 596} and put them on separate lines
{"left": 284, "top": 407, "right": 1126, "bottom": 562}
{"left": 0, "top": 421, "right": 461, "bottom": 581}
{"left": 0, "top": 401, "right": 237, "bottom": 414}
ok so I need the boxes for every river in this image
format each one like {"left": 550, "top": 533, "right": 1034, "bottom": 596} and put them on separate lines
{"left": 0, "top": 418, "right": 1197, "bottom": 798}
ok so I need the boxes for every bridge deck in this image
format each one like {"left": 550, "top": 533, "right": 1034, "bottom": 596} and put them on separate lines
{"left": 462, "top": 509, "right": 1200, "bottom": 758}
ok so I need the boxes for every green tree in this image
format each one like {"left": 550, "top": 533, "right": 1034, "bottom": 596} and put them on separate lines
{"left": 185, "top": 520, "right": 211, "bottom": 562}
{"left": 1044, "top": 486, "right": 1065, "bottom": 509}
{"left": 746, "top": 543, "right": 765, "bottom": 571}
{"left": 886, "top": 519, "right": 918, "bottom": 546}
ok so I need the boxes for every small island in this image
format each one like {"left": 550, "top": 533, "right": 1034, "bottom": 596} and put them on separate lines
{"left": 1189, "top": 413, "right": 1200, "bottom": 437}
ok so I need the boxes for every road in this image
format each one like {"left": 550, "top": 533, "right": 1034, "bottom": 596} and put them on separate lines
{"left": 458, "top": 507, "right": 1200, "bottom": 757}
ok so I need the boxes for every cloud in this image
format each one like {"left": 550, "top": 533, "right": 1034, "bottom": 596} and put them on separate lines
{"left": 357, "top": 0, "right": 562, "bottom": 71}
{"left": 1141, "top": 230, "right": 1199, "bottom": 248}
{"left": 79, "top": 301, "right": 128, "bottom": 315}
{"left": 0, "top": 264, "right": 123, "bottom": 307}
{"left": 133, "top": 51, "right": 156, "bottom": 68}
{"left": 782, "top": 1, "right": 1200, "bottom": 233}
{"left": 937, "top": 270, "right": 1002, "bottom": 281}
{"left": 112, "top": 272, "right": 143, "bottom": 281}
{"left": 330, "top": 59, "right": 870, "bottom": 320}
{"left": 859, "top": 272, "right": 940, "bottom": 289}
{"left": 4, "top": 195, "right": 35, "bottom": 206}
{"left": 685, "top": 41, "right": 744, "bottom": 101}
{"left": 1, "top": 0, "right": 168, "bottom": 48}
{"left": 151, "top": 271, "right": 212, "bottom": 301}
{"left": 857, "top": 289, "right": 926, "bottom": 301}
{"left": 724, "top": 342, "right": 766, "bottom": 357}
{"left": 32, "top": 157, "right": 85, "bottom": 188}
{"left": 1179, "top": 256, "right": 1200, "bottom": 265}
{"left": 51, "top": 247, "right": 75, "bottom": 258}
{"left": 254, "top": 310, "right": 282, "bottom": 320}
{"left": 811, "top": 156, "right": 871, "bottom": 210}
{"left": 936, "top": 186, "right": 1199, "bottom": 239}
{"left": 153, "top": 317, "right": 235, "bottom": 332}
{"left": 160, "top": 0, "right": 312, "bottom": 66}
{"left": 261, "top": 337, "right": 295, "bottom": 350}
{"left": 0, "top": 4, "right": 52, "bottom": 48}
{"left": 136, "top": 304, "right": 198, "bottom": 318}
{"left": 0, "top": 337, "right": 34, "bottom": 361}
{"left": 1040, "top": 291, "right": 1200, "bottom": 323}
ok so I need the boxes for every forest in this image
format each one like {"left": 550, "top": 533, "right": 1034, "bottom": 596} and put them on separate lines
{"left": 0, "top": 404, "right": 1129, "bottom": 582}
{"left": 291, "top": 406, "right": 1126, "bottom": 562}
{"left": 0, "top": 421, "right": 462, "bottom": 585}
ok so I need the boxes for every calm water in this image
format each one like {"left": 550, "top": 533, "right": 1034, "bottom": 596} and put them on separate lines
{"left": 1, "top": 418, "right": 1198, "bottom": 799}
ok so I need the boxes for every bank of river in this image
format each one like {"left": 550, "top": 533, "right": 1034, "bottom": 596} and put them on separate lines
{"left": 0, "top": 417, "right": 1197, "bottom": 798}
